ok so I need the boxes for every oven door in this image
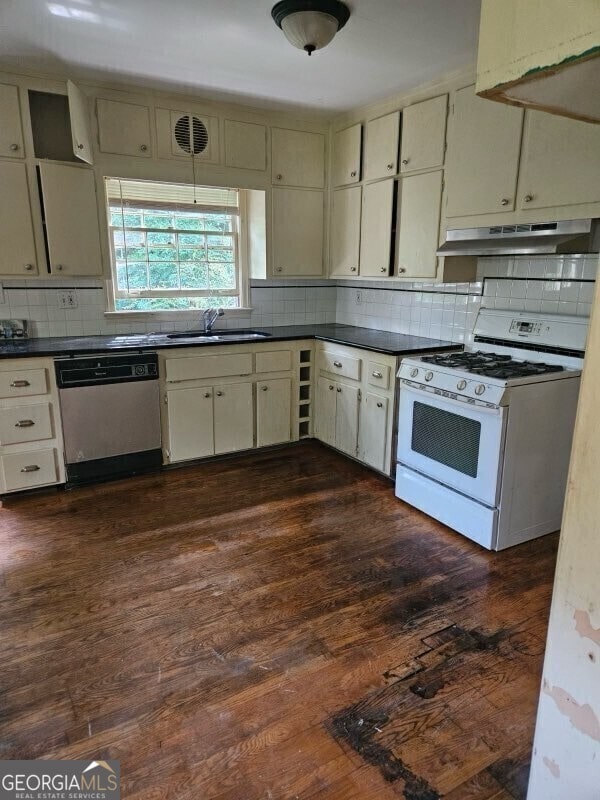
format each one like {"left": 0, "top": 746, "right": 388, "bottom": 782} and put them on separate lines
{"left": 397, "top": 380, "right": 507, "bottom": 507}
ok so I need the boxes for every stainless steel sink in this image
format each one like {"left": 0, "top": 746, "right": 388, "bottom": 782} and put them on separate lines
{"left": 166, "top": 329, "right": 272, "bottom": 341}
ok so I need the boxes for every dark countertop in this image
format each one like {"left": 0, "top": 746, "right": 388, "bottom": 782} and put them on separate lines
{"left": 0, "top": 324, "right": 460, "bottom": 359}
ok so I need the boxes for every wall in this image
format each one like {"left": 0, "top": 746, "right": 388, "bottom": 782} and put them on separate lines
{"left": 0, "top": 254, "right": 596, "bottom": 340}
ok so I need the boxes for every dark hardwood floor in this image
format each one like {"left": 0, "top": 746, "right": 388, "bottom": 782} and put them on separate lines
{"left": 0, "top": 441, "right": 558, "bottom": 799}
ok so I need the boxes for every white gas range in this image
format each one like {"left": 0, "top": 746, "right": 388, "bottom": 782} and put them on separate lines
{"left": 395, "top": 309, "right": 588, "bottom": 551}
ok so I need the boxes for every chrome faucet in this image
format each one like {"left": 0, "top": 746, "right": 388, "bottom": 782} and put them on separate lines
{"left": 202, "top": 307, "right": 224, "bottom": 333}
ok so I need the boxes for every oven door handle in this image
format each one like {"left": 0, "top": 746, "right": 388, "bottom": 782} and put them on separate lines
{"left": 400, "top": 380, "right": 503, "bottom": 417}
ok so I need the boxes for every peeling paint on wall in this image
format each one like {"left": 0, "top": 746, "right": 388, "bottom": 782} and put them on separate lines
{"left": 543, "top": 756, "right": 561, "bottom": 778}
{"left": 574, "top": 609, "right": 600, "bottom": 646}
{"left": 544, "top": 684, "right": 600, "bottom": 742}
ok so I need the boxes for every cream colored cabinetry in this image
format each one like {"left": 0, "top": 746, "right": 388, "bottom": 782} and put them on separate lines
{"left": 0, "top": 359, "right": 65, "bottom": 493}
{"left": 314, "top": 343, "right": 397, "bottom": 475}
{"left": 224, "top": 120, "right": 267, "bottom": 171}
{"left": 364, "top": 111, "right": 400, "bottom": 181}
{"left": 0, "top": 162, "right": 38, "bottom": 276}
{"left": 213, "top": 383, "right": 254, "bottom": 454}
{"left": 396, "top": 170, "right": 443, "bottom": 279}
{"left": 0, "top": 83, "right": 25, "bottom": 158}
{"left": 446, "top": 85, "right": 524, "bottom": 218}
{"left": 359, "top": 179, "right": 395, "bottom": 277}
{"left": 271, "top": 127, "right": 325, "bottom": 188}
{"left": 400, "top": 94, "right": 447, "bottom": 173}
{"left": 271, "top": 188, "right": 324, "bottom": 276}
{"left": 517, "top": 110, "right": 600, "bottom": 211}
{"left": 257, "top": 378, "right": 292, "bottom": 447}
{"left": 166, "top": 386, "right": 214, "bottom": 461}
{"left": 38, "top": 163, "right": 103, "bottom": 276}
{"left": 332, "top": 123, "right": 362, "bottom": 187}
{"left": 96, "top": 98, "right": 152, "bottom": 158}
{"left": 330, "top": 186, "right": 361, "bottom": 277}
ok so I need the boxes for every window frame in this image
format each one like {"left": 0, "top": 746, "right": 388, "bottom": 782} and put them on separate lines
{"left": 104, "top": 178, "right": 250, "bottom": 316}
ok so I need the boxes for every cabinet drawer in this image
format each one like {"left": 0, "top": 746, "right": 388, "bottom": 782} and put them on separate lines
{"left": 165, "top": 352, "right": 253, "bottom": 383}
{"left": 1, "top": 448, "right": 59, "bottom": 492}
{"left": 255, "top": 350, "right": 292, "bottom": 373}
{"left": 0, "top": 369, "right": 48, "bottom": 398}
{"left": 318, "top": 350, "right": 361, "bottom": 381}
{"left": 367, "top": 361, "right": 391, "bottom": 390}
{"left": 0, "top": 403, "right": 53, "bottom": 445}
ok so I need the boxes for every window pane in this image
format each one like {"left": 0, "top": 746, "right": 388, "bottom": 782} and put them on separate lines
{"left": 178, "top": 248, "right": 207, "bottom": 262}
{"left": 207, "top": 234, "right": 231, "bottom": 247}
{"left": 147, "top": 232, "right": 175, "bottom": 246}
{"left": 116, "top": 263, "right": 129, "bottom": 291}
{"left": 178, "top": 233, "right": 205, "bottom": 247}
{"left": 143, "top": 212, "right": 174, "bottom": 229}
{"left": 179, "top": 263, "right": 208, "bottom": 289}
{"left": 208, "top": 263, "right": 236, "bottom": 290}
{"left": 148, "top": 246, "right": 177, "bottom": 262}
{"left": 124, "top": 262, "right": 149, "bottom": 290}
{"left": 120, "top": 212, "right": 143, "bottom": 228}
{"left": 207, "top": 247, "right": 233, "bottom": 263}
{"left": 125, "top": 246, "right": 148, "bottom": 261}
{"left": 204, "top": 216, "right": 232, "bottom": 233}
{"left": 174, "top": 215, "right": 204, "bottom": 231}
{"left": 149, "top": 263, "right": 179, "bottom": 289}
{"left": 114, "top": 295, "right": 240, "bottom": 311}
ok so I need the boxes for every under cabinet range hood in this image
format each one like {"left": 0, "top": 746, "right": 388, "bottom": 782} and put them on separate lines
{"left": 437, "top": 219, "right": 599, "bottom": 257}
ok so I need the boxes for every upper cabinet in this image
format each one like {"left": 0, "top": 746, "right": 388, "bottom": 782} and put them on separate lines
{"left": 359, "top": 179, "right": 396, "bottom": 277}
{"left": 395, "top": 170, "right": 443, "bottom": 279}
{"left": 156, "top": 107, "right": 220, "bottom": 163}
{"left": 0, "top": 162, "right": 37, "bottom": 275}
{"left": 400, "top": 94, "right": 448, "bottom": 173}
{"left": 271, "top": 128, "right": 325, "bottom": 188}
{"left": 0, "top": 83, "right": 25, "bottom": 158}
{"left": 28, "top": 83, "right": 94, "bottom": 165}
{"left": 271, "top": 188, "right": 324, "bottom": 276}
{"left": 517, "top": 110, "right": 600, "bottom": 211}
{"left": 66, "top": 81, "right": 93, "bottom": 165}
{"left": 224, "top": 120, "right": 267, "bottom": 171}
{"left": 96, "top": 98, "right": 152, "bottom": 158}
{"left": 364, "top": 111, "right": 400, "bottom": 181}
{"left": 332, "top": 123, "right": 362, "bottom": 187}
{"left": 445, "top": 85, "right": 524, "bottom": 218}
{"left": 330, "top": 186, "right": 361, "bottom": 277}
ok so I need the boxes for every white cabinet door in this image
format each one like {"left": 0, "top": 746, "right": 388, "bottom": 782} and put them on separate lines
{"left": 0, "top": 162, "right": 38, "bottom": 276}
{"left": 400, "top": 94, "right": 448, "bottom": 173}
{"left": 330, "top": 186, "right": 362, "bottom": 277}
{"left": 97, "top": 98, "right": 152, "bottom": 158}
{"left": 335, "top": 383, "right": 359, "bottom": 457}
{"left": 166, "top": 387, "right": 214, "bottom": 462}
{"left": 225, "top": 120, "right": 267, "bottom": 171}
{"left": 332, "top": 123, "right": 362, "bottom": 187}
{"left": 272, "top": 188, "right": 324, "bottom": 276}
{"left": 256, "top": 378, "right": 291, "bottom": 447}
{"left": 396, "top": 170, "right": 443, "bottom": 279}
{"left": 446, "top": 85, "right": 523, "bottom": 217}
{"left": 359, "top": 179, "right": 395, "bottom": 277}
{"left": 67, "top": 80, "right": 94, "bottom": 165}
{"left": 39, "top": 163, "right": 103, "bottom": 276}
{"left": 517, "top": 110, "right": 600, "bottom": 210}
{"left": 0, "top": 83, "right": 24, "bottom": 158}
{"left": 359, "top": 393, "right": 389, "bottom": 472}
{"left": 315, "top": 378, "right": 336, "bottom": 447}
{"left": 364, "top": 112, "right": 400, "bottom": 181}
{"left": 272, "top": 128, "right": 325, "bottom": 188}
{"left": 214, "top": 382, "right": 253, "bottom": 454}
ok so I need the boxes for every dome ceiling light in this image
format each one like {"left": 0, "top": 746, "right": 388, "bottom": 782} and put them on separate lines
{"left": 271, "top": 0, "right": 351, "bottom": 56}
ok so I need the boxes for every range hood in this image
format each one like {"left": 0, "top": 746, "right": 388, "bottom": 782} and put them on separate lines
{"left": 437, "top": 219, "right": 599, "bottom": 257}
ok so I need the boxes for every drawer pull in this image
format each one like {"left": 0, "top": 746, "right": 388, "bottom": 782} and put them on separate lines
{"left": 377, "top": 402, "right": 383, "bottom": 408}
{"left": 333, "top": 361, "right": 342, "bottom": 368}
{"left": 336, "top": 387, "right": 342, "bottom": 393}
{"left": 10, "top": 380, "right": 30, "bottom": 388}
{"left": 21, "top": 465, "right": 40, "bottom": 473}
{"left": 261, "top": 385, "right": 268, "bottom": 391}
{"left": 15, "top": 419, "right": 35, "bottom": 428}
{"left": 216, "top": 391, "right": 223, "bottom": 397}
{"left": 372, "top": 371, "right": 383, "bottom": 379}
{"left": 329, "top": 385, "right": 334, "bottom": 391}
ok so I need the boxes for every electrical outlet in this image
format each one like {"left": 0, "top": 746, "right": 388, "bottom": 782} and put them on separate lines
{"left": 355, "top": 291, "right": 362, "bottom": 306}
{"left": 59, "top": 290, "right": 78, "bottom": 309}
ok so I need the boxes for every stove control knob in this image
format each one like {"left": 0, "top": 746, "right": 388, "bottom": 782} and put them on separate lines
{"left": 425, "top": 371, "right": 434, "bottom": 382}
{"left": 475, "top": 384, "right": 486, "bottom": 396}
{"left": 457, "top": 379, "right": 467, "bottom": 391}
{"left": 410, "top": 368, "right": 419, "bottom": 378}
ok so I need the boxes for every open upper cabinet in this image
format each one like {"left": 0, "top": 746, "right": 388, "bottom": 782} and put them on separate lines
{"left": 28, "top": 80, "right": 94, "bottom": 164}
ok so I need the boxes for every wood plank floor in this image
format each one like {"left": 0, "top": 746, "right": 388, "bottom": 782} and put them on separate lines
{"left": 0, "top": 442, "right": 558, "bottom": 800}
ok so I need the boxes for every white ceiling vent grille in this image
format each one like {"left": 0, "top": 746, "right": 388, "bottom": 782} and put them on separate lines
{"left": 173, "top": 115, "right": 209, "bottom": 155}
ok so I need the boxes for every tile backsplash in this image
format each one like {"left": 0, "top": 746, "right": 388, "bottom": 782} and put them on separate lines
{"left": 0, "top": 254, "right": 596, "bottom": 342}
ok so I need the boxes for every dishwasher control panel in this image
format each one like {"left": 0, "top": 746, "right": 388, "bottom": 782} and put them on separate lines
{"left": 55, "top": 353, "right": 158, "bottom": 388}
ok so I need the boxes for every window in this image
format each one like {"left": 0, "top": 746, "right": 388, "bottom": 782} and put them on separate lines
{"left": 105, "top": 178, "right": 246, "bottom": 311}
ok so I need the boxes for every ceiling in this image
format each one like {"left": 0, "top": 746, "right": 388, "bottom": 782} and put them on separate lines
{"left": 0, "top": 0, "right": 482, "bottom": 112}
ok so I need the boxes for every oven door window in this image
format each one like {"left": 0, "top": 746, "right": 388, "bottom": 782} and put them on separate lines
{"left": 412, "top": 402, "right": 481, "bottom": 478}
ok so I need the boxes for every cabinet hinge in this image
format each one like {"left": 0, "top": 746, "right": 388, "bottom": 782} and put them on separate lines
{"left": 164, "top": 394, "right": 168, "bottom": 404}
{"left": 358, "top": 389, "right": 362, "bottom": 402}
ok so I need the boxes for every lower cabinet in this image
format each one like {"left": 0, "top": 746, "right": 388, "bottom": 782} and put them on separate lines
{"left": 358, "top": 392, "right": 389, "bottom": 472}
{"left": 257, "top": 378, "right": 292, "bottom": 447}
{"left": 214, "top": 383, "right": 253, "bottom": 454}
{"left": 315, "top": 378, "right": 360, "bottom": 457}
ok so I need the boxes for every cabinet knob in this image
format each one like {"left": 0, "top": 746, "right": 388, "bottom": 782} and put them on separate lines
{"left": 204, "top": 392, "right": 211, "bottom": 398}
{"left": 329, "top": 385, "right": 334, "bottom": 390}
{"left": 372, "top": 371, "right": 383, "bottom": 379}
{"left": 387, "top": 163, "right": 394, "bottom": 171}
{"left": 333, "top": 361, "right": 342, "bottom": 368}
{"left": 376, "top": 402, "right": 383, "bottom": 408}
{"left": 398, "top": 267, "right": 406, "bottom": 274}
{"left": 15, "top": 419, "right": 35, "bottom": 428}
{"left": 216, "top": 391, "right": 223, "bottom": 396}
{"left": 276, "top": 174, "right": 283, "bottom": 181}
{"left": 10, "top": 143, "right": 20, "bottom": 152}
{"left": 524, "top": 194, "right": 534, "bottom": 203}
{"left": 380, "top": 267, "right": 387, "bottom": 273}
{"left": 350, "top": 266, "right": 357, "bottom": 272}
{"left": 261, "top": 385, "right": 268, "bottom": 391}
{"left": 276, "top": 267, "right": 283, "bottom": 273}
{"left": 77, "top": 143, "right": 84, "bottom": 150}
{"left": 350, "top": 170, "right": 357, "bottom": 177}
{"left": 336, "top": 387, "right": 342, "bottom": 393}
{"left": 55, "top": 264, "right": 64, "bottom": 271}
{"left": 402, "top": 158, "right": 409, "bottom": 165}
{"left": 10, "top": 380, "right": 30, "bottom": 387}
{"left": 501, "top": 198, "right": 510, "bottom": 206}
{"left": 20, "top": 464, "right": 40, "bottom": 473}
{"left": 24, "top": 264, "right": 34, "bottom": 271}
{"left": 140, "top": 144, "right": 148, "bottom": 152}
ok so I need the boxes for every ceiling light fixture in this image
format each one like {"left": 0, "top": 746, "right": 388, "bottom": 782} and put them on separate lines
{"left": 271, "top": 0, "right": 350, "bottom": 56}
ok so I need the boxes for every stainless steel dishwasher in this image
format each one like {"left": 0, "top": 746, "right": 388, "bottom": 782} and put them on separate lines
{"left": 55, "top": 352, "right": 162, "bottom": 485}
